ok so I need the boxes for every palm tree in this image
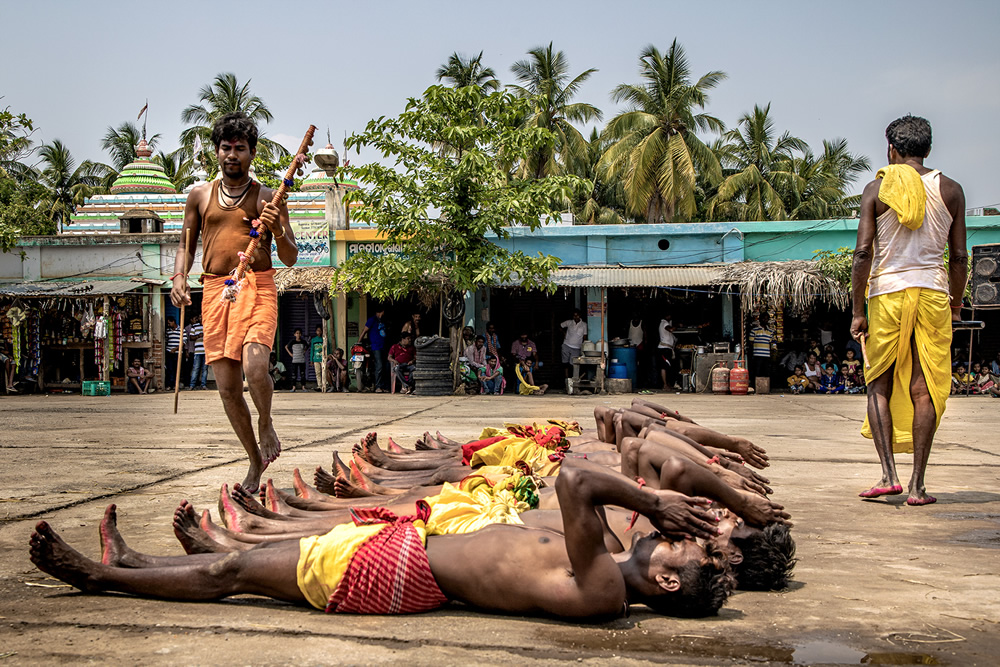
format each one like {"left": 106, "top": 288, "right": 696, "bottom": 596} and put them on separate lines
{"left": 35, "top": 140, "right": 109, "bottom": 227}
{"left": 436, "top": 52, "right": 501, "bottom": 92}
{"left": 153, "top": 149, "right": 196, "bottom": 192}
{"left": 786, "top": 139, "right": 871, "bottom": 220}
{"left": 179, "top": 72, "right": 286, "bottom": 163}
{"left": 600, "top": 40, "right": 726, "bottom": 223}
{"left": 572, "top": 128, "right": 627, "bottom": 224}
{"left": 508, "top": 43, "right": 602, "bottom": 180}
{"left": 709, "top": 103, "right": 806, "bottom": 221}
{"left": 0, "top": 108, "right": 37, "bottom": 182}
{"left": 101, "top": 122, "right": 161, "bottom": 172}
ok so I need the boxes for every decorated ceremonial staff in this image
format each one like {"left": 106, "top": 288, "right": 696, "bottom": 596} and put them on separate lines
{"left": 222, "top": 126, "right": 316, "bottom": 303}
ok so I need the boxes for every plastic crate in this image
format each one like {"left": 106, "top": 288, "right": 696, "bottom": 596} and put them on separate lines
{"left": 82, "top": 380, "right": 110, "bottom": 396}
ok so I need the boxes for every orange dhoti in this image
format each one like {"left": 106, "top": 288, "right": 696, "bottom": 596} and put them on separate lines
{"left": 201, "top": 269, "right": 278, "bottom": 363}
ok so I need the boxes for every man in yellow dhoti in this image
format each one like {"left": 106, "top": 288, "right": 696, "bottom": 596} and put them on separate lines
{"left": 850, "top": 115, "right": 968, "bottom": 506}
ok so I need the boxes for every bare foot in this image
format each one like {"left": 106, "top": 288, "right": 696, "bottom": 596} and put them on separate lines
{"left": 387, "top": 437, "right": 405, "bottom": 454}
{"left": 217, "top": 483, "right": 255, "bottom": 533}
{"left": 859, "top": 479, "right": 903, "bottom": 499}
{"left": 334, "top": 477, "right": 375, "bottom": 499}
{"left": 173, "top": 501, "right": 229, "bottom": 554}
{"left": 198, "top": 510, "right": 254, "bottom": 551}
{"left": 29, "top": 521, "right": 103, "bottom": 592}
{"left": 314, "top": 466, "right": 338, "bottom": 496}
{"left": 263, "top": 479, "right": 292, "bottom": 514}
{"left": 232, "top": 483, "right": 287, "bottom": 520}
{"left": 99, "top": 504, "right": 127, "bottom": 566}
{"left": 357, "top": 432, "right": 379, "bottom": 464}
{"left": 906, "top": 486, "right": 937, "bottom": 506}
{"left": 293, "top": 468, "right": 328, "bottom": 500}
{"left": 258, "top": 421, "right": 282, "bottom": 466}
{"left": 418, "top": 431, "right": 440, "bottom": 450}
{"left": 241, "top": 460, "right": 265, "bottom": 496}
{"left": 331, "top": 452, "right": 351, "bottom": 482}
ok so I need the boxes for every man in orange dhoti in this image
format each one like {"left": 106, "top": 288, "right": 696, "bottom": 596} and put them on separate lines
{"left": 171, "top": 112, "right": 298, "bottom": 493}
{"left": 850, "top": 115, "right": 968, "bottom": 506}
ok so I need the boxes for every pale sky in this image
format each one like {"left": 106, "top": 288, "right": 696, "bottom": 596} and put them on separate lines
{"left": 3, "top": 0, "right": 998, "bottom": 208}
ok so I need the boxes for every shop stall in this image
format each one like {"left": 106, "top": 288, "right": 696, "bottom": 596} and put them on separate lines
{"left": 0, "top": 280, "right": 155, "bottom": 394}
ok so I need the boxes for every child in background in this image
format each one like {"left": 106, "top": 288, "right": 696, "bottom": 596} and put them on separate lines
{"left": 817, "top": 365, "right": 844, "bottom": 394}
{"left": 841, "top": 348, "right": 864, "bottom": 394}
{"left": 787, "top": 365, "right": 810, "bottom": 394}
{"left": 951, "top": 364, "right": 973, "bottom": 395}
{"left": 327, "top": 349, "right": 348, "bottom": 392}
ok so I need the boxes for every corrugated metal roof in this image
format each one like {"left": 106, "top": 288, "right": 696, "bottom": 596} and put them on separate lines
{"left": 550, "top": 265, "right": 730, "bottom": 288}
{"left": 0, "top": 280, "right": 147, "bottom": 297}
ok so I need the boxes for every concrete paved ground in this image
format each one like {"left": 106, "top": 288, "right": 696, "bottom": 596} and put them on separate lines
{"left": 0, "top": 390, "right": 997, "bottom": 665}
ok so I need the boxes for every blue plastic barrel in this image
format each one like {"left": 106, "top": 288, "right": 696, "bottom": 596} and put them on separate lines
{"left": 610, "top": 345, "right": 637, "bottom": 383}
{"left": 608, "top": 363, "right": 627, "bottom": 379}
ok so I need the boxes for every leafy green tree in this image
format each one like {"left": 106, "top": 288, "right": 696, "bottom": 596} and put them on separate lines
{"left": 600, "top": 40, "right": 726, "bottom": 223}
{"left": 508, "top": 43, "right": 602, "bottom": 180}
{"left": 436, "top": 51, "right": 501, "bottom": 92}
{"left": 336, "top": 85, "right": 589, "bottom": 304}
{"left": 179, "top": 72, "right": 287, "bottom": 164}
{"left": 251, "top": 153, "right": 305, "bottom": 191}
{"left": 101, "top": 121, "right": 161, "bottom": 172}
{"left": 0, "top": 105, "right": 37, "bottom": 182}
{"left": 0, "top": 176, "right": 54, "bottom": 250}
{"left": 709, "top": 103, "right": 806, "bottom": 221}
{"left": 786, "top": 138, "right": 870, "bottom": 220}
{"left": 35, "top": 140, "right": 108, "bottom": 228}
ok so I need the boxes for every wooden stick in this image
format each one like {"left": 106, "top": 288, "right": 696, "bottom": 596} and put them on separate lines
{"left": 860, "top": 335, "right": 871, "bottom": 370}
{"left": 174, "top": 228, "right": 189, "bottom": 414}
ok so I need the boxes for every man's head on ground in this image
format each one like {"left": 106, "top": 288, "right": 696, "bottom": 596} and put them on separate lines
{"left": 623, "top": 532, "right": 734, "bottom": 617}
{"left": 731, "top": 522, "right": 797, "bottom": 591}
{"left": 211, "top": 112, "right": 258, "bottom": 180}
{"left": 886, "top": 114, "right": 932, "bottom": 161}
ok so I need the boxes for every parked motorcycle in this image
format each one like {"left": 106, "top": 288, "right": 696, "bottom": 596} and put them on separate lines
{"left": 349, "top": 342, "right": 371, "bottom": 392}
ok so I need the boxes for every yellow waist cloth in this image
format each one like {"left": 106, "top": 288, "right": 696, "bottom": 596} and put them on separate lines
{"left": 515, "top": 364, "right": 540, "bottom": 395}
{"left": 297, "top": 521, "right": 427, "bottom": 610}
{"left": 860, "top": 288, "right": 952, "bottom": 453}
{"left": 423, "top": 481, "right": 527, "bottom": 536}
{"left": 876, "top": 164, "right": 926, "bottom": 231}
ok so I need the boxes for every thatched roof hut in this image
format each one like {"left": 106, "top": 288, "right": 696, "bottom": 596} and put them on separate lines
{"left": 273, "top": 267, "right": 338, "bottom": 295}
{"left": 714, "top": 260, "right": 849, "bottom": 315}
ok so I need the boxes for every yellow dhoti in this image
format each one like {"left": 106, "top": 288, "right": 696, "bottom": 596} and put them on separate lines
{"left": 861, "top": 287, "right": 952, "bottom": 453}
{"left": 424, "top": 478, "right": 529, "bottom": 535}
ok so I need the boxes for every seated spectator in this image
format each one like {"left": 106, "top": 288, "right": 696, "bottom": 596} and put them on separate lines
{"left": 268, "top": 353, "right": 288, "bottom": 389}
{"left": 401, "top": 312, "right": 422, "bottom": 339}
{"left": 806, "top": 338, "right": 821, "bottom": 359}
{"left": 841, "top": 349, "right": 864, "bottom": 394}
{"left": 126, "top": 358, "right": 154, "bottom": 394}
{"left": 990, "top": 351, "right": 1000, "bottom": 376}
{"left": 484, "top": 321, "right": 501, "bottom": 359}
{"left": 464, "top": 335, "right": 487, "bottom": 372}
{"left": 326, "top": 349, "right": 348, "bottom": 393}
{"left": 951, "top": 364, "right": 973, "bottom": 395}
{"left": 787, "top": 365, "right": 809, "bottom": 394}
{"left": 479, "top": 354, "right": 504, "bottom": 395}
{"left": 820, "top": 351, "right": 839, "bottom": 375}
{"left": 1, "top": 345, "right": 14, "bottom": 393}
{"left": 510, "top": 331, "right": 539, "bottom": 366}
{"left": 389, "top": 333, "right": 416, "bottom": 394}
{"left": 461, "top": 326, "right": 476, "bottom": 351}
{"left": 817, "top": 365, "right": 844, "bottom": 394}
{"left": 972, "top": 361, "right": 994, "bottom": 395}
{"left": 803, "top": 353, "right": 823, "bottom": 392}
{"left": 780, "top": 347, "right": 806, "bottom": 375}
{"left": 515, "top": 357, "right": 549, "bottom": 396}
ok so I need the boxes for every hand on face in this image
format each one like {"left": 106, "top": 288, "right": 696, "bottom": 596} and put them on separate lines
{"left": 650, "top": 489, "right": 719, "bottom": 540}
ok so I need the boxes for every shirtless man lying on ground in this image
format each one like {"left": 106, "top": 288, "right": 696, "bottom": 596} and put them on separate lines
{"left": 29, "top": 459, "right": 734, "bottom": 619}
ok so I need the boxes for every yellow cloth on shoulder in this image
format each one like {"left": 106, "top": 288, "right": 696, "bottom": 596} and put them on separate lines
{"left": 860, "top": 287, "right": 952, "bottom": 453}
{"left": 515, "top": 363, "right": 541, "bottom": 395}
{"left": 876, "top": 164, "right": 926, "bottom": 231}
{"left": 423, "top": 480, "right": 527, "bottom": 535}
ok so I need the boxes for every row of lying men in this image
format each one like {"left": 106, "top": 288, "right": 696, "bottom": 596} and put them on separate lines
{"left": 29, "top": 398, "right": 795, "bottom": 620}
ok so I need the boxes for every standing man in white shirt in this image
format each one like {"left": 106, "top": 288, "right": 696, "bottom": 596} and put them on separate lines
{"left": 560, "top": 309, "right": 588, "bottom": 379}
{"left": 657, "top": 315, "right": 677, "bottom": 391}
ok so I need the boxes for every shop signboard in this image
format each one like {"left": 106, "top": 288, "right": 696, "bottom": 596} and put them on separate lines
{"left": 273, "top": 218, "right": 330, "bottom": 267}
{"left": 345, "top": 241, "right": 406, "bottom": 259}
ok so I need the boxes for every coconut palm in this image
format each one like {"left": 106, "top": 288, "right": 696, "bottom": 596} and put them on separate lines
{"left": 436, "top": 51, "right": 501, "bottom": 92}
{"left": 179, "top": 72, "right": 286, "bottom": 163}
{"left": 153, "top": 149, "right": 196, "bottom": 192}
{"left": 101, "top": 122, "right": 161, "bottom": 172}
{"left": 0, "top": 108, "right": 37, "bottom": 182}
{"left": 507, "top": 43, "right": 602, "bottom": 180}
{"left": 786, "top": 139, "right": 871, "bottom": 220}
{"left": 35, "top": 140, "right": 109, "bottom": 227}
{"left": 600, "top": 40, "right": 726, "bottom": 223}
{"left": 709, "top": 103, "right": 807, "bottom": 221}
{"left": 572, "top": 128, "right": 627, "bottom": 224}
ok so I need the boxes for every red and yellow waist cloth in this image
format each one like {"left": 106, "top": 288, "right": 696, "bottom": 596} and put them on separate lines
{"left": 861, "top": 287, "right": 951, "bottom": 453}
{"left": 200, "top": 269, "right": 278, "bottom": 364}
{"left": 460, "top": 420, "right": 581, "bottom": 476}
{"left": 297, "top": 500, "right": 448, "bottom": 614}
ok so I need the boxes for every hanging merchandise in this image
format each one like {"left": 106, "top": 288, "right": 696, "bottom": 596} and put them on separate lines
{"left": 80, "top": 303, "right": 96, "bottom": 338}
{"left": 113, "top": 310, "right": 124, "bottom": 368}
{"left": 94, "top": 313, "right": 107, "bottom": 377}
{"left": 28, "top": 310, "right": 41, "bottom": 378}
{"left": 7, "top": 306, "right": 27, "bottom": 371}
{"left": 774, "top": 302, "right": 785, "bottom": 343}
